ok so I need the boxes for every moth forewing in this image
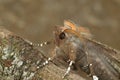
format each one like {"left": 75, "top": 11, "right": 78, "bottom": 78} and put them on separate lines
{"left": 84, "top": 38, "right": 120, "bottom": 80}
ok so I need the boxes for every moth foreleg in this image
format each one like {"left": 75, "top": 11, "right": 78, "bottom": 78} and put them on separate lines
{"left": 62, "top": 60, "right": 74, "bottom": 78}
{"left": 62, "top": 43, "right": 76, "bottom": 78}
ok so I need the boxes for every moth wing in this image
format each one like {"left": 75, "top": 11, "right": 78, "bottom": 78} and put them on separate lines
{"left": 85, "top": 38, "right": 120, "bottom": 80}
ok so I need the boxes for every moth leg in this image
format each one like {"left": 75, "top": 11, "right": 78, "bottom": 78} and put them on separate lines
{"left": 85, "top": 51, "right": 99, "bottom": 80}
{"left": 89, "top": 64, "right": 99, "bottom": 80}
{"left": 63, "top": 43, "right": 76, "bottom": 78}
{"left": 89, "top": 63, "right": 99, "bottom": 80}
{"left": 62, "top": 60, "right": 74, "bottom": 78}
{"left": 87, "top": 64, "right": 99, "bottom": 80}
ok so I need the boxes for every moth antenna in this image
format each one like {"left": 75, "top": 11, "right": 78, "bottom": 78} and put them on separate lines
{"left": 64, "top": 20, "right": 77, "bottom": 31}
{"left": 40, "top": 41, "right": 51, "bottom": 47}
{"left": 30, "top": 41, "right": 51, "bottom": 47}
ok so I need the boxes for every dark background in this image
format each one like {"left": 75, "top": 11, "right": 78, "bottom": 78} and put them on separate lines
{"left": 0, "top": 0, "right": 120, "bottom": 50}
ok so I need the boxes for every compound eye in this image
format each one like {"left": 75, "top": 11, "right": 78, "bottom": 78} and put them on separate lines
{"left": 59, "top": 32, "right": 66, "bottom": 40}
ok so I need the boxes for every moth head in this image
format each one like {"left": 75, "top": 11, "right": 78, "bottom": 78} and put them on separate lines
{"left": 54, "top": 20, "right": 92, "bottom": 47}
{"left": 54, "top": 25, "right": 80, "bottom": 47}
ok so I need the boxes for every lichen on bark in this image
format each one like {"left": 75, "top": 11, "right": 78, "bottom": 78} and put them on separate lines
{"left": 0, "top": 28, "right": 45, "bottom": 80}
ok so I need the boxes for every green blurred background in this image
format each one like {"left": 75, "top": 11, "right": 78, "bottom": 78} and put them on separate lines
{"left": 0, "top": 0, "right": 120, "bottom": 50}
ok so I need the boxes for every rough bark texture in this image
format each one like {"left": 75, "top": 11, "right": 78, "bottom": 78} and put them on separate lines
{"left": 0, "top": 28, "right": 88, "bottom": 80}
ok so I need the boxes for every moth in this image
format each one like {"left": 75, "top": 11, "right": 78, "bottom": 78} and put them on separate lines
{"left": 34, "top": 21, "right": 120, "bottom": 80}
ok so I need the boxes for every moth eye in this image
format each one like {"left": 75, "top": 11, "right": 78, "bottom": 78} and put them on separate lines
{"left": 59, "top": 32, "right": 66, "bottom": 40}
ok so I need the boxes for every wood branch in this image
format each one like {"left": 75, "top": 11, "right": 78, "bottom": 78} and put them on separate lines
{"left": 0, "top": 28, "right": 88, "bottom": 80}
